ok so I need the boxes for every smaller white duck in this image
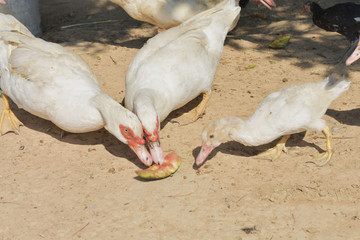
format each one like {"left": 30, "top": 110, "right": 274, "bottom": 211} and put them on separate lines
{"left": 196, "top": 75, "right": 350, "bottom": 167}
{"left": 125, "top": 0, "right": 241, "bottom": 165}
{"left": 110, "top": 0, "right": 276, "bottom": 30}
{"left": 0, "top": 13, "right": 152, "bottom": 166}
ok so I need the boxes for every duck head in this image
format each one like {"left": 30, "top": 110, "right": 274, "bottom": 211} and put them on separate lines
{"left": 118, "top": 123, "right": 153, "bottom": 166}
{"left": 196, "top": 118, "right": 232, "bottom": 167}
{"left": 142, "top": 116, "right": 165, "bottom": 165}
{"left": 196, "top": 117, "right": 245, "bottom": 167}
{"left": 302, "top": 2, "right": 321, "bottom": 16}
{"left": 94, "top": 94, "right": 153, "bottom": 166}
{"left": 132, "top": 94, "right": 166, "bottom": 165}
{"left": 107, "top": 119, "right": 153, "bottom": 166}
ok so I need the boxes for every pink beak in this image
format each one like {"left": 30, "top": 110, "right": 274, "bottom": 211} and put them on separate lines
{"left": 148, "top": 139, "right": 165, "bottom": 165}
{"left": 0, "top": 0, "right": 5, "bottom": 4}
{"left": 129, "top": 144, "right": 153, "bottom": 166}
{"left": 195, "top": 143, "right": 215, "bottom": 167}
{"left": 346, "top": 44, "right": 360, "bottom": 66}
{"left": 259, "top": 0, "right": 276, "bottom": 10}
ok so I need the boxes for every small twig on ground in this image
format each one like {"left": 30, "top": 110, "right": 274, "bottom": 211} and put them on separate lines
{"left": 110, "top": 56, "right": 117, "bottom": 65}
{"left": 72, "top": 222, "right": 90, "bottom": 237}
{"left": 61, "top": 20, "right": 122, "bottom": 29}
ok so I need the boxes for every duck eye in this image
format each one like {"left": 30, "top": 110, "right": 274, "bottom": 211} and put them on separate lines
{"left": 119, "top": 125, "right": 133, "bottom": 138}
{"left": 209, "top": 134, "right": 214, "bottom": 139}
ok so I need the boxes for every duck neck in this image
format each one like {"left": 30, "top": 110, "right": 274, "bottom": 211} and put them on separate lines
{"left": 310, "top": 2, "right": 324, "bottom": 20}
{"left": 91, "top": 93, "right": 130, "bottom": 140}
{"left": 133, "top": 92, "right": 159, "bottom": 134}
{"left": 224, "top": 116, "right": 272, "bottom": 146}
{"left": 215, "top": 116, "right": 248, "bottom": 144}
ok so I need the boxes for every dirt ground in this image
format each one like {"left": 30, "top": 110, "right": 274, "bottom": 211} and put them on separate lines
{"left": 1, "top": 0, "right": 360, "bottom": 239}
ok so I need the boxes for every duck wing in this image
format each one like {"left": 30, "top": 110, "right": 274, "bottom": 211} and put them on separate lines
{"left": 0, "top": 31, "right": 99, "bottom": 86}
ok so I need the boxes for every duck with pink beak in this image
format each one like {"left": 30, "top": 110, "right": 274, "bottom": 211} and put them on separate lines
{"left": 196, "top": 75, "right": 350, "bottom": 167}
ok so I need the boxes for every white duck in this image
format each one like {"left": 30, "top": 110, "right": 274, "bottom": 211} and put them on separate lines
{"left": 110, "top": 0, "right": 275, "bottom": 30}
{"left": 196, "top": 75, "right": 350, "bottom": 167}
{"left": 0, "top": 13, "right": 153, "bottom": 166}
{"left": 125, "top": 0, "right": 240, "bottom": 164}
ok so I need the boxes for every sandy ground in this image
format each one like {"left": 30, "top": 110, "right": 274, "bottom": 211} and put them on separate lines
{"left": 1, "top": 0, "right": 360, "bottom": 239}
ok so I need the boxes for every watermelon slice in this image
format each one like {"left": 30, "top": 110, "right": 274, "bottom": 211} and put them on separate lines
{"left": 135, "top": 152, "right": 181, "bottom": 180}
{"left": 268, "top": 34, "right": 291, "bottom": 49}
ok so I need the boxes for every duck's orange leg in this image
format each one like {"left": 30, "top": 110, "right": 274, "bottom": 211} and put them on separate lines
{"left": 256, "top": 135, "right": 290, "bottom": 160}
{"left": 175, "top": 91, "right": 211, "bottom": 126}
{"left": 308, "top": 126, "right": 333, "bottom": 166}
{"left": 0, "top": 92, "right": 23, "bottom": 135}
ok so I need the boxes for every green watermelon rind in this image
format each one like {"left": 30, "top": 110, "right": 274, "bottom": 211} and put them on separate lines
{"left": 135, "top": 153, "right": 181, "bottom": 180}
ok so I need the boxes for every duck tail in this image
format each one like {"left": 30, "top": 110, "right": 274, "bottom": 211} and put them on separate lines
{"left": 210, "top": 0, "right": 240, "bottom": 30}
{"left": 183, "top": 0, "right": 240, "bottom": 32}
{"left": 0, "top": 13, "right": 34, "bottom": 37}
{"left": 178, "top": 0, "right": 240, "bottom": 55}
{"left": 324, "top": 74, "right": 351, "bottom": 99}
